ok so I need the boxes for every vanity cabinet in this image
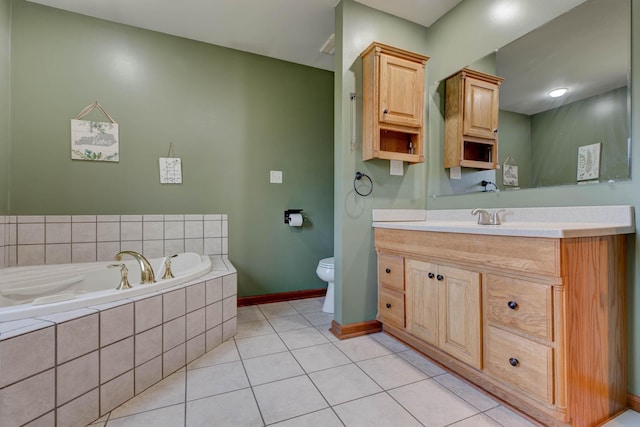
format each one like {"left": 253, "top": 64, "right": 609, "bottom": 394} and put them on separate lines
{"left": 405, "top": 259, "right": 481, "bottom": 370}
{"left": 374, "top": 227, "right": 627, "bottom": 427}
{"left": 444, "top": 68, "right": 503, "bottom": 170}
{"left": 360, "top": 42, "right": 429, "bottom": 163}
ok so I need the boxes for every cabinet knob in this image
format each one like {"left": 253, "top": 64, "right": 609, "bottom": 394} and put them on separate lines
{"left": 383, "top": 108, "right": 389, "bottom": 114}
{"left": 436, "top": 274, "right": 444, "bottom": 281}
{"left": 428, "top": 272, "right": 435, "bottom": 279}
{"left": 386, "top": 303, "right": 391, "bottom": 308}
{"left": 494, "top": 128, "right": 498, "bottom": 133}
{"left": 509, "top": 357, "right": 519, "bottom": 367}
{"left": 507, "top": 301, "right": 518, "bottom": 310}
{"left": 385, "top": 268, "right": 391, "bottom": 274}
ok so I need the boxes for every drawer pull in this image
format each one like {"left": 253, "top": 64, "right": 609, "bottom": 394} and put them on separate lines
{"left": 509, "top": 357, "right": 520, "bottom": 367}
{"left": 385, "top": 268, "right": 391, "bottom": 274}
{"left": 386, "top": 303, "right": 391, "bottom": 308}
{"left": 436, "top": 274, "right": 444, "bottom": 281}
{"left": 428, "top": 272, "right": 435, "bottom": 279}
{"left": 507, "top": 301, "right": 518, "bottom": 310}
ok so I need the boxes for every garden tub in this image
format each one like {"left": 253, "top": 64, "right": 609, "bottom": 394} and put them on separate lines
{"left": 0, "top": 252, "right": 211, "bottom": 322}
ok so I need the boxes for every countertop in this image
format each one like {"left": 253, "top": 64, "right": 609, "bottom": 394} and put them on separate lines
{"left": 372, "top": 206, "right": 635, "bottom": 238}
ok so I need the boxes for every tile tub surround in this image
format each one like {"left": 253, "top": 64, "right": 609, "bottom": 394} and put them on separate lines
{"left": 2, "top": 214, "right": 229, "bottom": 267}
{"left": 0, "top": 257, "right": 237, "bottom": 427}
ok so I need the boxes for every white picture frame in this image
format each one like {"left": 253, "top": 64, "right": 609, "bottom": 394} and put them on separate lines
{"left": 503, "top": 164, "right": 519, "bottom": 186}
{"left": 577, "top": 143, "right": 601, "bottom": 181}
{"left": 71, "top": 119, "right": 119, "bottom": 162}
{"left": 159, "top": 157, "right": 183, "bottom": 184}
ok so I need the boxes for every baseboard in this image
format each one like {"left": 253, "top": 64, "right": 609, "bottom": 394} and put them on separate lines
{"left": 237, "top": 288, "right": 326, "bottom": 307}
{"left": 629, "top": 393, "right": 640, "bottom": 412}
{"left": 329, "top": 319, "right": 382, "bottom": 340}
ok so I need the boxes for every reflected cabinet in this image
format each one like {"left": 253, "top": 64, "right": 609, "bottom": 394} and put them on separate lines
{"left": 444, "top": 68, "right": 503, "bottom": 169}
{"left": 360, "top": 42, "right": 429, "bottom": 163}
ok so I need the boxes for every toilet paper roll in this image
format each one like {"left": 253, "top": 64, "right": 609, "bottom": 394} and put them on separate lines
{"left": 288, "top": 213, "right": 303, "bottom": 227}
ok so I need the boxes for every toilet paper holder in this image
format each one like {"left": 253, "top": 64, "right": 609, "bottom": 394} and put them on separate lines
{"left": 284, "top": 209, "right": 303, "bottom": 224}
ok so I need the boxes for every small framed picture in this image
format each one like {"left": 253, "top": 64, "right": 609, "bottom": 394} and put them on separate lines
{"left": 503, "top": 164, "right": 519, "bottom": 186}
{"left": 577, "top": 143, "right": 601, "bottom": 181}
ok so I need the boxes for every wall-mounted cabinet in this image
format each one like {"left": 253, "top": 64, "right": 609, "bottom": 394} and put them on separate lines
{"left": 444, "top": 68, "right": 503, "bottom": 169}
{"left": 360, "top": 42, "right": 429, "bottom": 163}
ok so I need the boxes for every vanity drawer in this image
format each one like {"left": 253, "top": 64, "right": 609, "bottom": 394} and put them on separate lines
{"left": 485, "top": 274, "right": 553, "bottom": 341}
{"left": 378, "top": 287, "right": 405, "bottom": 328}
{"left": 485, "top": 326, "right": 554, "bottom": 405}
{"left": 378, "top": 254, "right": 404, "bottom": 291}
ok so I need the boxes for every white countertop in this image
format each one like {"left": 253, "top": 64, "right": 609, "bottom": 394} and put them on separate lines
{"left": 372, "top": 206, "right": 635, "bottom": 238}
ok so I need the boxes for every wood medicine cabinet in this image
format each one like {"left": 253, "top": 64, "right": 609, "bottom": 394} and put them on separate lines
{"left": 360, "top": 42, "right": 429, "bottom": 163}
{"left": 444, "top": 68, "right": 503, "bottom": 170}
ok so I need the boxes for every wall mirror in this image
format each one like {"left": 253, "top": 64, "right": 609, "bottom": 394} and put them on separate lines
{"left": 430, "top": 0, "right": 630, "bottom": 196}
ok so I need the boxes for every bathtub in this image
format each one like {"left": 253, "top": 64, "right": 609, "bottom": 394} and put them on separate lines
{"left": 0, "top": 252, "right": 212, "bottom": 322}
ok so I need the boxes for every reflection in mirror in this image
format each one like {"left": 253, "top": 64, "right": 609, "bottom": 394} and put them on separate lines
{"left": 434, "top": 0, "right": 630, "bottom": 196}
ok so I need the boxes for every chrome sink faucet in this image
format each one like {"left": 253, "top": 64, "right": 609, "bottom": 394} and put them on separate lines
{"left": 114, "top": 251, "right": 156, "bottom": 284}
{"left": 471, "top": 208, "right": 506, "bottom": 225}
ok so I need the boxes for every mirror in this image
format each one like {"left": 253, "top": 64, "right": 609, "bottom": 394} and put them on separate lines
{"left": 431, "top": 0, "right": 630, "bottom": 196}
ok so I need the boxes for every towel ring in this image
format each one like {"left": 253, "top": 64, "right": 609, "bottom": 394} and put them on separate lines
{"left": 354, "top": 172, "right": 373, "bottom": 197}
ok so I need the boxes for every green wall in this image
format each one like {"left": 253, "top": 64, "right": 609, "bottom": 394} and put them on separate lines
{"left": 530, "top": 86, "right": 629, "bottom": 187}
{"left": 9, "top": 0, "right": 334, "bottom": 297}
{"left": 0, "top": 0, "right": 9, "bottom": 215}
{"left": 334, "top": 0, "right": 428, "bottom": 324}
{"left": 497, "top": 110, "right": 531, "bottom": 189}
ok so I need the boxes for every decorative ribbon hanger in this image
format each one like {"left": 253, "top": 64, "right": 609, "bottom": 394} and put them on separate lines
{"left": 74, "top": 101, "right": 117, "bottom": 123}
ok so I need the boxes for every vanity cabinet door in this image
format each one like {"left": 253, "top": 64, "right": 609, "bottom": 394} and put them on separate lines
{"left": 406, "top": 259, "right": 482, "bottom": 370}
{"left": 406, "top": 259, "right": 440, "bottom": 346}
{"left": 438, "top": 265, "right": 482, "bottom": 370}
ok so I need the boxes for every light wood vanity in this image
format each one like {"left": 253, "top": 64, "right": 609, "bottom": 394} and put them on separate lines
{"left": 374, "top": 208, "right": 632, "bottom": 426}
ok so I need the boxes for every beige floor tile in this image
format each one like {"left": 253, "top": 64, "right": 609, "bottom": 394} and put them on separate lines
{"left": 243, "top": 352, "right": 304, "bottom": 386}
{"left": 357, "top": 354, "right": 427, "bottom": 390}
{"left": 433, "top": 373, "right": 499, "bottom": 411}
{"left": 289, "top": 298, "right": 324, "bottom": 314}
{"left": 258, "top": 302, "right": 298, "bottom": 319}
{"left": 315, "top": 325, "right": 339, "bottom": 342}
{"left": 397, "top": 349, "right": 447, "bottom": 377}
{"left": 187, "top": 339, "right": 239, "bottom": 369}
{"left": 237, "top": 306, "right": 266, "bottom": 323}
{"left": 449, "top": 413, "right": 502, "bottom": 426}
{"left": 106, "top": 403, "right": 184, "bottom": 427}
{"left": 267, "top": 314, "right": 312, "bottom": 332}
{"left": 291, "top": 343, "right": 351, "bottom": 373}
{"left": 235, "top": 319, "right": 275, "bottom": 338}
{"left": 186, "top": 361, "right": 249, "bottom": 401}
{"left": 235, "top": 333, "right": 288, "bottom": 359}
{"left": 370, "top": 332, "right": 410, "bottom": 353}
{"left": 301, "top": 311, "right": 333, "bottom": 326}
{"left": 485, "top": 405, "right": 539, "bottom": 427}
{"left": 333, "top": 392, "right": 422, "bottom": 427}
{"left": 389, "top": 379, "right": 479, "bottom": 427}
{"left": 603, "top": 410, "right": 640, "bottom": 426}
{"left": 253, "top": 376, "right": 328, "bottom": 425}
{"left": 186, "top": 388, "right": 262, "bottom": 427}
{"left": 269, "top": 408, "right": 343, "bottom": 427}
{"left": 109, "top": 371, "right": 185, "bottom": 419}
{"left": 278, "top": 327, "right": 329, "bottom": 350}
{"left": 309, "top": 364, "right": 382, "bottom": 406}
{"left": 333, "top": 335, "right": 392, "bottom": 362}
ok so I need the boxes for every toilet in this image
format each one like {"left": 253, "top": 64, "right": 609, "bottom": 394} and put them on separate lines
{"left": 316, "top": 257, "right": 334, "bottom": 314}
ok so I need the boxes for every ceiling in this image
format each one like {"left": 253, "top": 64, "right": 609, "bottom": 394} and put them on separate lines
{"left": 26, "top": 0, "right": 463, "bottom": 72}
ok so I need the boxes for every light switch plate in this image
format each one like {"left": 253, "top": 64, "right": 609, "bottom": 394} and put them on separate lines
{"left": 270, "top": 170, "right": 283, "bottom": 184}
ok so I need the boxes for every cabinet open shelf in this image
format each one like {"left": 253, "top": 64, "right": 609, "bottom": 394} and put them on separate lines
{"left": 377, "top": 127, "right": 423, "bottom": 163}
{"left": 460, "top": 137, "right": 498, "bottom": 169}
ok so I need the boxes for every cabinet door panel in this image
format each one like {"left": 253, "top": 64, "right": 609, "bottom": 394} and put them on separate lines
{"left": 379, "top": 54, "right": 424, "bottom": 127}
{"left": 438, "top": 265, "right": 482, "bottom": 370}
{"left": 463, "top": 77, "right": 499, "bottom": 140}
{"left": 406, "top": 259, "right": 439, "bottom": 346}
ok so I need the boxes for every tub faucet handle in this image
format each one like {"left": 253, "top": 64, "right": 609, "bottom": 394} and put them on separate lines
{"left": 109, "top": 263, "right": 132, "bottom": 290}
{"left": 161, "top": 254, "right": 178, "bottom": 280}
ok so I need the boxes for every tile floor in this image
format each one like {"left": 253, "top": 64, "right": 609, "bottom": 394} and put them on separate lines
{"left": 88, "top": 298, "right": 640, "bottom": 427}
